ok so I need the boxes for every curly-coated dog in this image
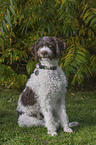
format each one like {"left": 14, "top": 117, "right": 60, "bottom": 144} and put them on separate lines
{"left": 17, "top": 36, "right": 79, "bottom": 136}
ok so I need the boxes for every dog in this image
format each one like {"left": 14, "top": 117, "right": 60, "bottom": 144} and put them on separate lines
{"left": 16, "top": 36, "right": 79, "bottom": 136}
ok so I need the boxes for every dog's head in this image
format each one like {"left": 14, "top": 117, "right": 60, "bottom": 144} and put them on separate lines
{"left": 30, "top": 36, "right": 66, "bottom": 61}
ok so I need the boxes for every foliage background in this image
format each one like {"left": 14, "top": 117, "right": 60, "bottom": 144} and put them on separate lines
{"left": 0, "top": 0, "right": 96, "bottom": 89}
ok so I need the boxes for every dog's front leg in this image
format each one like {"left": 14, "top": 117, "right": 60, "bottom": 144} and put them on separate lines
{"left": 40, "top": 100, "right": 57, "bottom": 136}
{"left": 59, "top": 99, "right": 73, "bottom": 133}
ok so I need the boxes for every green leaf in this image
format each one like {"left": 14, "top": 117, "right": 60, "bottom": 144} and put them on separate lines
{"left": 1, "top": 26, "right": 9, "bottom": 42}
{"left": 3, "top": 20, "right": 8, "bottom": 33}
{"left": 62, "top": 0, "right": 66, "bottom": 4}
{"left": 0, "top": 35, "right": 5, "bottom": 42}
{"left": 5, "top": 15, "right": 11, "bottom": 26}
{"left": 92, "top": 8, "right": 96, "bottom": 14}
{"left": 1, "top": 26, "right": 5, "bottom": 36}
{"left": 15, "top": 74, "right": 27, "bottom": 89}
{"left": 90, "top": 18, "right": 96, "bottom": 26}
{"left": 81, "top": 4, "right": 88, "bottom": 17}
{"left": 26, "top": 60, "right": 36, "bottom": 74}
{"left": 9, "top": 0, "right": 16, "bottom": 9}
{"left": 9, "top": 0, "right": 13, "bottom": 5}
{"left": 85, "top": 14, "right": 93, "bottom": 24}
{"left": 83, "top": 9, "right": 90, "bottom": 20}
{"left": 9, "top": 5, "right": 16, "bottom": 16}
{"left": 12, "top": 0, "right": 17, "bottom": 7}
{"left": 7, "top": 9, "right": 11, "bottom": 21}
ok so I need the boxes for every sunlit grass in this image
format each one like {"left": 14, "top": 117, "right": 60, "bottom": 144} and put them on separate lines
{"left": 0, "top": 88, "right": 96, "bottom": 145}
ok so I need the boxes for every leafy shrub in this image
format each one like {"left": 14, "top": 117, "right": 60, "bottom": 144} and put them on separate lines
{"left": 0, "top": 0, "right": 96, "bottom": 88}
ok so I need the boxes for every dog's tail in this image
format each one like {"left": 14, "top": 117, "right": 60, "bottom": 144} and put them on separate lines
{"left": 69, "top": 122, "right": 79, "bottom": 127}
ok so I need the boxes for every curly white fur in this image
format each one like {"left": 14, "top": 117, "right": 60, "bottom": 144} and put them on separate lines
{"left": 17, "top": 45, "right": 79, "bottom": 136}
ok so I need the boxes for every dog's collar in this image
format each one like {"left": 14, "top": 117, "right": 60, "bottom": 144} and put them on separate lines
{"left": 34, "top": 63, "right": 57, "bottom": 76}
{"left": 39, "top": 63, "right": 57, "bottom": 70}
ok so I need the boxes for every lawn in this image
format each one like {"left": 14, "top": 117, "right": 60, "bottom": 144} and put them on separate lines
{"left": 0, "top": 88, "right": 96, "bottom": 145}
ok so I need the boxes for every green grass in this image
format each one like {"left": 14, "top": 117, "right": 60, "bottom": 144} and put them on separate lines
{"left": 0, "top": 88, "right": 96, "bottom": 145}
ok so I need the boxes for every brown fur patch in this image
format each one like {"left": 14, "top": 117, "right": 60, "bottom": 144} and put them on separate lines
{"left": 21, "top": 87, "right": 37, "bottom": 106}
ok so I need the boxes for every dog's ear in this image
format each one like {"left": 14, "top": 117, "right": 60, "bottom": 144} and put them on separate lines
{"left": 53, "top": 37, "right": 66, "bottom": 57}
{"left": 30, "top": 38, "right": 42, "bottom": 61}
{"left": 30, "top": 44, "right": 38, "bottom": 61}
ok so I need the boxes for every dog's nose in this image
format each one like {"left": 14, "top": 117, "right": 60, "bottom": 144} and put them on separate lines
{"left": 41, "top": 51, "right": 48, "bottom": 55}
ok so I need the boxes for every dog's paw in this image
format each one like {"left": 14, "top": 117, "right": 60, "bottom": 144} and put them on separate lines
{"left": 69, "top": 122, "right": 79, "bottom": 127}
{"left": 64, "top": 128, "right": 73, "bottom": 133}
{"left": 48, "top": 131, "right": 58, "bottom": 136}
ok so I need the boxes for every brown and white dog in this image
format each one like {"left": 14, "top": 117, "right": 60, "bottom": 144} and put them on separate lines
{"left": 17, "top": 36, "right": 79, "bottom": 136}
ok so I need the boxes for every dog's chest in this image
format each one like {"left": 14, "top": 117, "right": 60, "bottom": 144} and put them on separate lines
{"left": 27, "top": 67, "right": 67, "bottom": 98}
